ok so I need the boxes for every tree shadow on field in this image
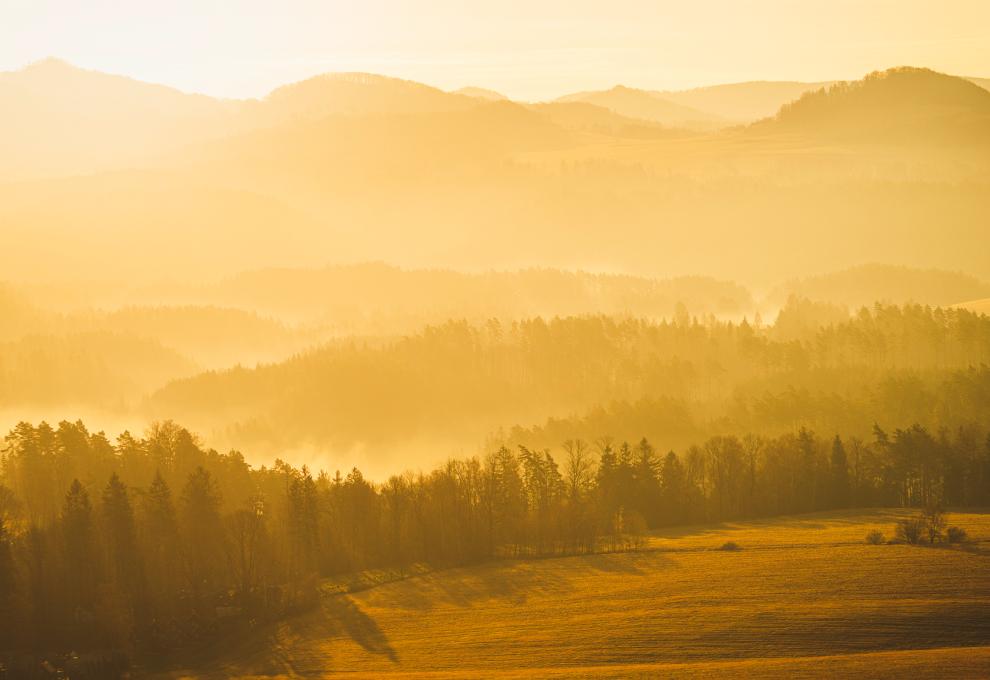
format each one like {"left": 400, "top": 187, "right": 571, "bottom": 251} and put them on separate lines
{"left": 322, "top": 595, "right": 399, "bottom": 662}
{"left": 379, "top": 549, "right": 671, "bottom": 613}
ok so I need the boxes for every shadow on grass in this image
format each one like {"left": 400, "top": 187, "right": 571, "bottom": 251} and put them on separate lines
{"left": 322, "top": 595, "right": 399, "bottom": 663}
{"left": 373, "top": 548, "right": 673, "bottom": 614}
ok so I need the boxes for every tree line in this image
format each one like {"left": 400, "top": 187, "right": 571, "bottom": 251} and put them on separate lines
{"left": 1, "top": 417, "right": 987, "bottom": 660}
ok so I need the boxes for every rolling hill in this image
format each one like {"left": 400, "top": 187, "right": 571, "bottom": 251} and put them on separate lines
{"left": 769, "top": 264, "right": 990, "bottom": 310}
{"left": 555, "top": 85, "right": 724, "bottom": 129}
{"left": 0, "top": 58, "right": 243, "bottom": 179}
{"left": 260, "top": 72, "right": 479, "bottom": 122}
{"left": 528, "top": 102, "right": 689, "bottom": 139}
{"left": 654, "top": 80, "right": 831, "bottom": 122}
{"left": 758, "top": 67, "right": 990, "bottom": 145}
{"left": 145, "top": 509, "right": 990, "bottom": 679}
{"left": 144, "top": 264, "right": 755, "bottom": 326}
{"left": 0, "top": 331, "right": 197, "bottom": 409}
{"left": 0, "top": 61, "right": 487, "bottom": 180}
{"left": 2, "top": 62, "right": 989, "bottom": 287}
{"left": 455, "top": 86, "right": 509, "bottom": 101}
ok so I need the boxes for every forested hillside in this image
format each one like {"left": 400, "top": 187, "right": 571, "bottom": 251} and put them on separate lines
{"left": 147, "top": 303, "right": 990, "bottom": 470}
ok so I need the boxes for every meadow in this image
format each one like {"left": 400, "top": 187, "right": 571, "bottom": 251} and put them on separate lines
{"left": 152, "top": 510, "right": 990, "bottom": 679}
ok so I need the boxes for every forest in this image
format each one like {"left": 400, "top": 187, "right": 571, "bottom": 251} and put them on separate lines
{"left": 3, "top": 301, "right": 990, "bottom": 660}
{"left": 2, "top": 411, "right": 988, "bottom": 660}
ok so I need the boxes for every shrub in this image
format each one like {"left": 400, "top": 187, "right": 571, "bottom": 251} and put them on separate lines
{"left": 947, "top": 526, "right": 968, "bottom": 544}
{"left": 922, "top": 504, "right": 947, "bottom": 544}
{"left": 865, "top": 530, "right": 885, "bottom": 545}
{"left": 895, "top": 517, "right": 925, "bottom": 545}
{"left": 719, "top": 541, "right": 741, "bottom": 551}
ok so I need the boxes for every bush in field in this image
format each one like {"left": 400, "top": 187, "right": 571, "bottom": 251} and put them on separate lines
{"left": 895, "top": 506, "right": 953, "bottom": 545}
{"left": 719, "top": 541, "right": 741, "bottom": 551}
{"left": 865, "top": 529, "right": 885, "bottom": 545}
{"left": 947, "top": 526, "right": 968, "bottom": 544}
{"left": 895, "top": 517, "right": 925, "bottom": 544}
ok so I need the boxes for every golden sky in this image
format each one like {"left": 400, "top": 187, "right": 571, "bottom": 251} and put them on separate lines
{"left": 2, "top": 0, "right": 989, "bottom": 99}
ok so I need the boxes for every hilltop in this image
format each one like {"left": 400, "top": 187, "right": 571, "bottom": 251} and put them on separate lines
{"left": 555, "top": 85, "right": 723, "bottom": 129}
{"left": 758, "top": 67, "right": 990, "bottom": 145}
{"left": 261, "top": 71, "right": 478, "bottom": 121}
{"left": 455, "top": 86, "right": 509, "bottom": 101}
{"left": 0, "top": 58, "right": 242, "bottom": 178}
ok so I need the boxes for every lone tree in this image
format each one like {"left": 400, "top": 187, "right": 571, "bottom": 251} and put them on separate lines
{"left": 922, "top": 504, "right": 947, "bottom": 544}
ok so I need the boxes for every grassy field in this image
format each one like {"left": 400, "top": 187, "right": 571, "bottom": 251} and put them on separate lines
{"left": 154, "top": 509, "right": 990, "bottom": 679}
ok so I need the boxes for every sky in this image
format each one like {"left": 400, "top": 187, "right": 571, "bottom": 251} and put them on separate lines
{"left": 2, "top": 0, "right": 989, "bottom": 100}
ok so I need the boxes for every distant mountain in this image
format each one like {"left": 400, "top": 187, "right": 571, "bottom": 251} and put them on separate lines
{"left": 0, "top": 58, "right": 243, "bottom": 178}
{"left": 655, "top": 81, "right": 831, "bottom": 122}
{"left": 2, "top": 60, "right": 989, "bottom": 287}
{"left": 968, "top": 77, "right": 990, "bottom": 92}
{"left": 528, "top": 102, "right": 690, "bottom": 139}
{"left": 756, "top": 67, "right": 990, "bottom": 145}
{"left": 182, "top": 100, "right": 576, "bottom": 188}
{"left": 259, "top": 72, "right": 479, "bottom": 123}
{"left": 0, "top": 331, "right": 197, "bottom": 408}
{"left": 555, "top": 85, "right": 723, "bottom": 129}
{"left": 0, "top": 61, "right": 485, "bottom": 179}
{"left": 174, "top": 263, "right": 755, "bottom": 326}
{"left": 455, "top": 86, "right": 508, "bottom": 101}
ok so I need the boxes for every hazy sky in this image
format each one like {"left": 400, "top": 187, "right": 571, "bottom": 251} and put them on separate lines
{"left": 2, "top": 0, "right": 989, "bottom": 100}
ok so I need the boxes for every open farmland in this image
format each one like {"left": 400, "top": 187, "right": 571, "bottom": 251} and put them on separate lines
{"left": 152, "top": 510, "right": 990, "bottom": 679}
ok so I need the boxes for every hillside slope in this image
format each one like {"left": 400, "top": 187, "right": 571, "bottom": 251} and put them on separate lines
{"left": 657, "top": 80, "right": 831, "bottom": 122}
{"left": 954, "top": 298, "right": 990, "bottom": 316}
{"left": 759, "top": 67, "right": 990, "bottom": 145}
{"left": 769, "top": 264, "right": 990, "bottom": 309}
{"left": 148, "top": 510, "right": 990, "bottom": 679}
{"left": 259, "top": 72, "right": 479, "bottom": 122}
{"left": 0, "top": 58, "right": 243, "bottom": 178}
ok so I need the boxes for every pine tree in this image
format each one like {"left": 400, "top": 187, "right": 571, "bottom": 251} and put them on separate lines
{"left": 141, "top": 471, "right": 181, "bottom": 627}
{"left": 61, "top": 479, "right": 98, "bottom": 637}
{"left": 0, "top": 516, "right": 16, "bottom": 645}
{"left": 829, "top": 436, "right": 850, "bottom": 509}
{"left": 659, "top": 451, "right": 686, "bottom": 525}
{"left": 102, "top": 473, "right": 140, "bottom": 594}
{"left": 180, "top": 467, "right": 224, "bottom": 599}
